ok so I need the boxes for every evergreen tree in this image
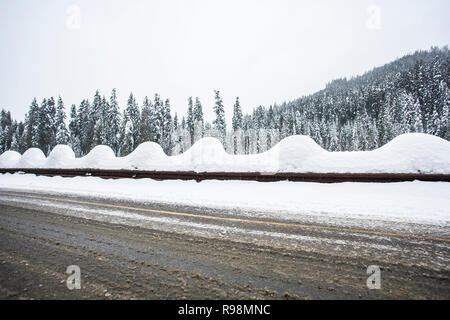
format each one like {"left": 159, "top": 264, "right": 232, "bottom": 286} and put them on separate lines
{"left": 193, "top": 97, "right": 204, "bottom": 141}
{"left": 151, "top": 94, "right": 163, "bottom": 144}
{"left": 24, "top": 98, "right": 39, "bottom": 149}
{"left": 213, "top": 90, "right": 227, "bottom": 146}
{"left": 140, "top": 96, "right": 153, "bottom": 143}
{"left": 106, "top": 88, "right": 122, "bottom": 154}
{"left": 400, "top": 91, "right": 423, "bottom": 133}
{"left": 77, "top": 99, "right": 92, "bottom": 155}
{"left": 11, "top": 121, "right": 26, "bottom": 153}
{"left": 0, "top": 110, "right": 13, "bottom": 152}
{"left": 90, "top": 90, "right": 103, "bottom": 146}
{"left": 266, "top": 106, "right": 275, "bottom": 129}
{"left": 173, "top": 113, "right": 179, "bottom": 131}
{"left": 161, "top": 99, "right": 173, "bottom": 154}
{"left": 122, "top": 93, "right": 141, "bottom": 155}
{"left": 55, "top": 96, "right": 70, "bottom": 145}
{"left": 186, "top": 97, "right": 194, "bottom": 145}
{"left": 232, "top": 97, "right": 243, "bottom": 131}
{"left": 36, "top": 98, "right": 56, "bottom": 155}
{"left": 69, "top": 104, "right": 81, "bottom": 156}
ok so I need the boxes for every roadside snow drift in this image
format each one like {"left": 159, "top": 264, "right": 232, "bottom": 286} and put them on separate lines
{"left": 0, "top": 174, "right": 449, "bottom": 226}
{"left": 0, "top": 151, "right": 21, "bottom": 167}
{"left": 1, "top": 133, "right": 450, "bottom": 174}
{"left": 46, "top": 145, "right": 76, "bottom": 168}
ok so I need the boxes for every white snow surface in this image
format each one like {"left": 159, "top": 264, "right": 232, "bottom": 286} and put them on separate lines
{"left": 0, "top": 151, "right": 21, "bottom": 167}
{"left": 0, "top": 173, "right": 449, "bottom": 226}
{"left": 1, "top": 133, "right": 450, "bottom": 173}
{"left": 17, "top": 148, "right": 46, "bottom": 168}
{"left": 47, "top": 145, "right": 76, "bottom": 168}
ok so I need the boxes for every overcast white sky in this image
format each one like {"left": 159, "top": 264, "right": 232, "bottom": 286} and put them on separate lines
{"left": 0, "top": 0, "right": 449, "bottom": 124}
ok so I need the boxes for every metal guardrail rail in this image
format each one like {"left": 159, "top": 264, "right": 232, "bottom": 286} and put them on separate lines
{"left": 1, "top": 168, "right": 449, "bottom": 183}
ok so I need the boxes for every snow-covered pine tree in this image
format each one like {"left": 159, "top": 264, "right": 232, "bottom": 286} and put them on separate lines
{"left": 151, "top": 94, "right": 163, "bottom": 144}
{"left": 0, "top": 118, "right": 3, "bottom": 152}
{"left": 161, "top": 99, "right": 173, "bottom": 154}
{"left": 186, "top": 97, "right": 194, "bottom": 145}
{"left": 0, "top": 110, "right": 13, "bottom": 152}
{"left": 24, "top": 98, "right": 39, "bottom": 150}
{"left": 90, "top": 90, "right": 103, "bottom": 147}
{"left": 329, "top": 121, "right": 340, "bottom": 151}
{"left": 441, "top": 102, "right": 450, "bottom": 140}
{"left": 213, "top": 90, "right": 227, "bottom": 147}
{"left": 432, "top": 80, "right": 449, "bottom": 138}
{"left": 376, "top": 100, "right": 395, "bottom": 147}
{"left": 254, "top": 106, "right": 266, "bottom": 153}
{"left": 105, "top": 88, "right": 122, "bottom": 155}
{"left": 193, "top": 97, "right": 204, "bottom": 142}
{"left": 36, "top": 98, "right": 56, "bottom": 155}
{"left": 118, "top": 109, "right": 126, "bottom": 156}
{"left": 55, "top": 96, "right": 70, "bottom": 145}
{"left": 10, "top": 121, "right": 25, "bottom": 153}
{"left": 69, "top": 104, "right": 81, "bottom": 156}
{"left": 93, "top": 95, "right": 107, "bottom": 146}
{"left": 6, "top": 121, "right": 17, "bottom": 152}
{"left": 399, "top": 90, "right": 423, "bottom": 133}
{"left": 122, "top": 93, "right": 141, "bottom": 156}
{"left": 77, "top": 99, "right": 92, "bottom": 155}
{"left": 140, "top": 96, "right": 152, "bottom": 143}
{"left": 173, "top": 113, "right": 179, "bottom": 131}
{"left": 266, "top": 106, "right": 275, "bottom": 130}
{"left": 48, "top": 97, "right": 57, "bottom": 150}
{"left": 232, "top": 97, "right": 243, "bottom": 131}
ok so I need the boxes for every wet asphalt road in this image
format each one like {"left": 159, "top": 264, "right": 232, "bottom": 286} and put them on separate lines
{"left": 0, "top": 189, "right": 449, "bottom": 300}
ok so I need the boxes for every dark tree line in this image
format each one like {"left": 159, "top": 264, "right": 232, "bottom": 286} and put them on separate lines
{"left": 0, "top": 47, "right": 448, "bottom": 157}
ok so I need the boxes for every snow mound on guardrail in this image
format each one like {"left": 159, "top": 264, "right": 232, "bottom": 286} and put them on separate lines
{"left": 310, "top": 133, "right": 450, "bottom": 174}
{"left": 18, "top": 148, "right": 46, "bottom": 168}
{"left": 268, "top": 135, "right": 328, "bottom": 172}
{"left": 364, "top": 133, "right": 450, "bottom": 173}
{"left": 171, "top": 137, "right": 228, "bottom": 171}
{"left": 79, "top": 145, "right": 117, "bottom": 168}
{"left": 46, "top": 145, "right": 76, "bottom": 168}
{"left": 123, "top": 142, "right": 168, "bottom": 169}
{"left": 0, "top": 133, "right": 449, "bottom": 174}
{"left": 0, "top": 151, "right": 21, "bottom": 167}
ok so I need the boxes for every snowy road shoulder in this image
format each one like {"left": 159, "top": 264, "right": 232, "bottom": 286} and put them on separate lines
{"left": 0, "top": 173, "right": 449, "bottom": 227}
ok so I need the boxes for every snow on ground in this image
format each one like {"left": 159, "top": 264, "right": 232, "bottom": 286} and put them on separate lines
{"left": 0, "top": 173, "right": 449, "bottom": 226}
{"left": 1, "top": 133, "right": 450, "bottom": 174}
{"left": 0, "top": 151, "right": 20, "bottom": 166}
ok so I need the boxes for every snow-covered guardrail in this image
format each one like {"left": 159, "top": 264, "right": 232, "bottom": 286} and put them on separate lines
{"left": 1, "top": 168, "right": 449, "bottom": 183}
{"left": 1, "top": 133, "right": 450, "bottom": 177}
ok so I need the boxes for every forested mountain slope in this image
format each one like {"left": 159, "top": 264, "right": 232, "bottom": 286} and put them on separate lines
{"left": 0, "top": 47, "right": 448, "bottom": 156}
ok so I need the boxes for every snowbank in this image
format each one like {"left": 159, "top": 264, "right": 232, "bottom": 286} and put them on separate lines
{"left": 79, "top": 145, "right": 118, "bottom": 169}
{"left": 0, "top": 133, "right": 449, "bottom": 174}
{"left": 47, "top": 145, "right": 76, "bottom": 168}
{"left": 18, "top": 148, "right": 46, "bottom": 168}
{"left": 271, "top": 133, "right": 450, "bottom": 174}
{"left": 0, "top": 151, "right": 21, "bottom": 167}
{"left": 0, "top": 173, "right": 449, "bottom": 226}
{"left": 123, "top": 142, "right": 167, "bottom": 170}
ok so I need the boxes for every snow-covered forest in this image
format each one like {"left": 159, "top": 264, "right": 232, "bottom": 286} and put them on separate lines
{"left": 0, "top": 47, "right": 448, "bottom": 157}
